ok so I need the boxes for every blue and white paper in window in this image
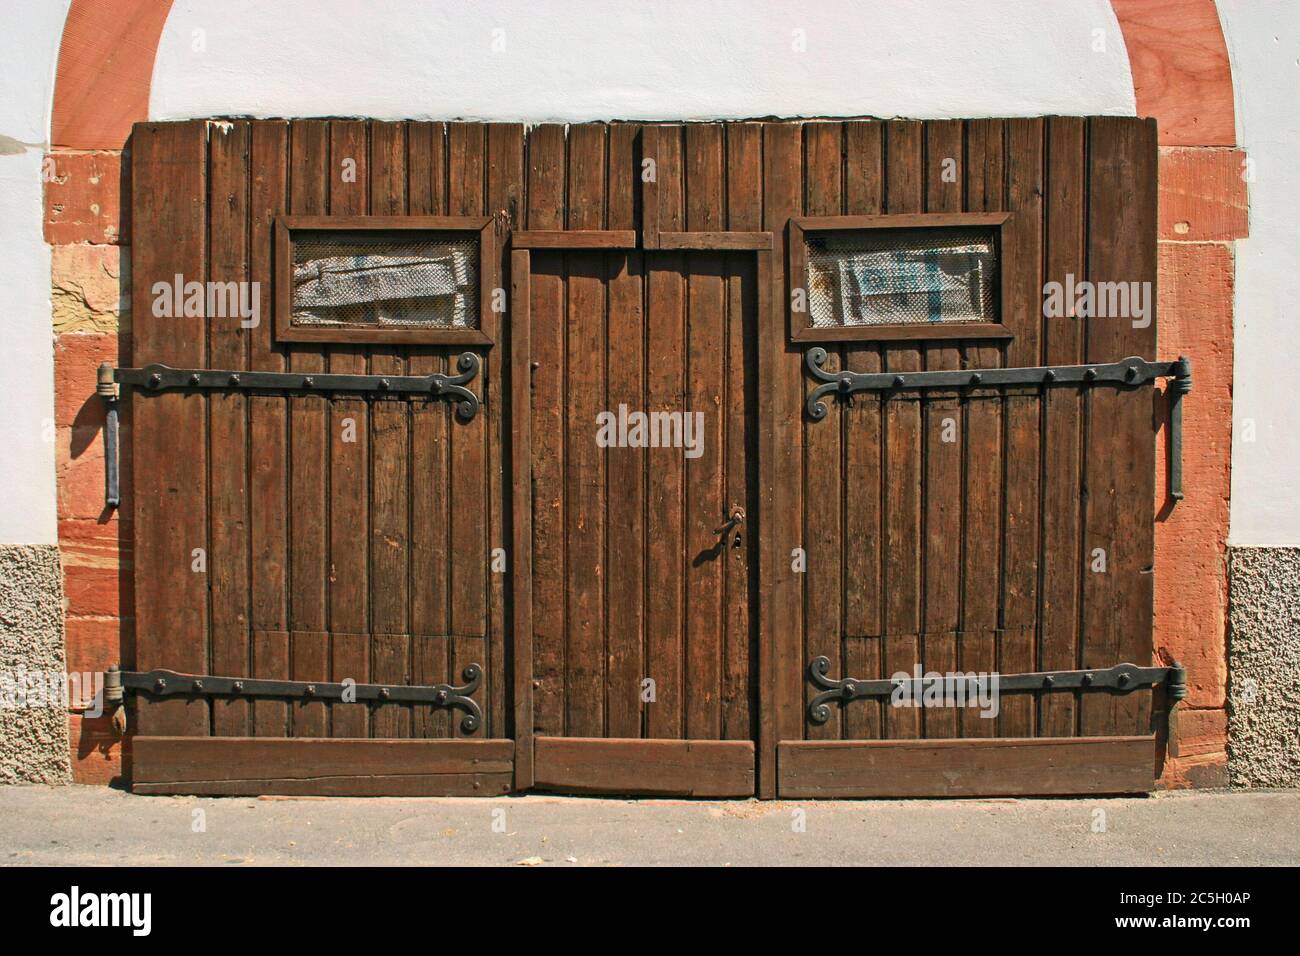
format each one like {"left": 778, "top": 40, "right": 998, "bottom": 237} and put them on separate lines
{"left": 806, "top": 228, "right": 996, "bottom": 327}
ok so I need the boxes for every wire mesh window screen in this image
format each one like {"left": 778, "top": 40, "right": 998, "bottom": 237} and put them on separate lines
{"left": 805, "top": 228, "right": 998, "bottom": 327}
{"left": 290, "top": 230, "right": 480, "bottom": 329}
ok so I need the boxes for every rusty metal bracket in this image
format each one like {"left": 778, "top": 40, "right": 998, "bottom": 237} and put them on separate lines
{"left": 103, "top": 663, "right": 484, "bottom": 735}
{"left": 806, "top": 656, "right": 1186, "bottom": 726}
{"left": 804, "top": 349, "right": 1192, "bottom": 502}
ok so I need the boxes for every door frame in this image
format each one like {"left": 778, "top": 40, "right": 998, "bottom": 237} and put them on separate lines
{"left": 509, "top": 229, "right": 778, "bottom": 796}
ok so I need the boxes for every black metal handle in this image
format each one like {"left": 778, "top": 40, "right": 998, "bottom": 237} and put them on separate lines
{"left": 714, "top": 509, "right": 745, "bottom": 536}
{"left": 1167, "top": 356, "right": 1192, "bottom": 501}
{"left": 97, "top": 362, "right": 119, "bottom": 510}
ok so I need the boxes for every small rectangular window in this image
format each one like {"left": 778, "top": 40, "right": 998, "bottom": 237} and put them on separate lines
{"left": 275, "top": 216, "right": 495, "bottom": 345}
{"left": 789, "top": 213, "right": 1013, "bottom": 343}
{"left": 806, "top": 228, "right": 996, "bottom": 327}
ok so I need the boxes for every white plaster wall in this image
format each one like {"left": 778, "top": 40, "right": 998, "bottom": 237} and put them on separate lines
{"left": 1218, "top": 1, "right": 1300, "bottom": 546}
{"left": 0, "top": 0, "right": 71, "bottom": 545}
{"left": 151, "top": 0, "right": 1136, "bottom": 122}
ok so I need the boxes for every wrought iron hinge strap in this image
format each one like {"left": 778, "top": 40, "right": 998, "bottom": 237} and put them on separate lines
{"left": 104, "top": 663, "right": 484, "bottom": 734}
{"left": 805, "top": 349, "right": 1192, "bottom": 501}
{"left": 97, "top": 353, "right": 482, "bottom": 509}
{"left": 108, "top": 352, "right": 481, "bottom": 417}
{"left": 807, "top": 656, "right": 1187, "bottom": 726}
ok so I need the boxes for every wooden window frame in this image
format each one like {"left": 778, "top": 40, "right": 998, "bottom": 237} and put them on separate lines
{"left": 274, "top": 215, "right": 497, "bottom": 346}
{"left": 787, "top": 212, "right": 1014, "bottom": 343}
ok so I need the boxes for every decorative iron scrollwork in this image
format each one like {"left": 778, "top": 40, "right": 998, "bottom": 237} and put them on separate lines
{"left": 105, "top": 661, "right": 485, "bottom": 735}
{"left": 803, "top": 348, "right": 1192, "bottom": 501}
{"left": 806, "top": 655, "right": 1186, "bottom": 725}
{"left": 110, "top": 350, "right": 483, "bottom": 421}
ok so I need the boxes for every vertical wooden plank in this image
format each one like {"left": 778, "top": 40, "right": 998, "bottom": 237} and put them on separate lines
{"left": 723, "top": 122, "right": 762, "bottom": 744}
{"left": 487, "top": 122, "right": 524, "bottom": 742}
{"left": 606, "top": 123, "right": 646, "bottom": 740}
{"left": 960, "top": 118, "right": 1004, "bottom": 738}
{"left": 1040, "top": 117, "right": 1086, "bottom": 737}
{"left": 842, "top": 120, "right": 885, "bottom": 742}
{"left": 564, "top": 124, "right": 607, "bottom": 738}
{"left": 526, "top": 124, "right": 566, "bottom": 231}
{"left": 207, "top": 120, "right": 252, "bottom": 737}
{"left": 646, "top": 121, "right": 687, "bottom": 742}
{"left": 605, "top": 251, "right": 646, "bottom": 739}
{"left": 369, "top": 120, "right": 411, "bottom": 738}
{"left": 510, "top": 248, "right": 535, "bottom": 783}
{"left": 408, "top": 121, "right": 452, "bottom": 739}
{"left": 762, "top": 121, "right": 804, "bottom": 761}
{"left": 883, "top": 120, "right": 923, "bottom": 740}
{"left": 131, "top": 120, "right": 210, "bottom": 737}
{"left": 322, "top": 119, "right": 368, "bottom": 738}
{"left": 645, "top": 137, "right": 687, "bottom": 738}
{"left": 640, "top": 125, "right": 659, "bottom": 247}
{"left": 608, "top": 123, "right": 641, "bottom": 235}
{"left": 655, "top": 125, "right": 685, "bottom": 234}
{"left": 921, "top": 119, "right": 964, "bottom": 739}
{"left": 248, "top": 120, "right": 290, "bottom": 737}
{"left": 645, "top": 259, "right": 687, "bottom": 740}
{"left": 802, "top": 122, "right": 844, "bottom": 741}
{"left": 683, "top": 124, "right": 726, "bottom": 740}
{"left": 448, "top": 122, "right": 489, "bottom": 737}
{"left": 1083, "top": 117, "right": 1158, "bottom": 737}
{"left": 526, "top": 124, "right": 566, "bottom": 737}
{"left": 1000, "top": 118, "right": 1046, "bottom": 738}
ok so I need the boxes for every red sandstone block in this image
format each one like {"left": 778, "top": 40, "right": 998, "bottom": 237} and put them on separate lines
{"left": 1160, "top": 752, "right": 1229, "bottom": 790}
{"left": 58, "top": 425, "right": 108, "bottom": 520}
{"left": 1159, "top": 148, "right": 1249, "bottom": 241}
{"left": 1112, "top": 0, "right": 1235, "bottom": 147}
{"left": 1154, "top": 242, "right": 1233, "bottom": 709}
{"left": 60, "top": 518, "right": 133, "bottom": 618}
{"left": 55, "top": 332, "right": 122, "bottom": 428}
{"left": 68, "top": 713, "right": 123, "bottom": 785}
{"left": 56, "top": 407, "right": 132, "bottom": 522}
{"left": 52, "top": 0, "right": 173, "bottom": 151}
{"left": 44, "top": 151, "right": 129, "bottom": 244}
{"left": 64, "top": 617, "right": 123, "bottom": 675}
{"left": 1171, "top": 707, "right": 1228, "bottom": 758}
{"left": 63, "top": 565, "right": 126, "bottom": 619}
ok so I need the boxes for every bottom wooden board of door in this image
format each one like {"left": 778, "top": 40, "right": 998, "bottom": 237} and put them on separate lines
{"left": 533, "top": 737, "right": 756, "bottom": 797}
{"left": 131, "top": 737, "right": 514, "bottom": 796}
{"left": 777, "top": 736, "right": 1157, "bottom": 798}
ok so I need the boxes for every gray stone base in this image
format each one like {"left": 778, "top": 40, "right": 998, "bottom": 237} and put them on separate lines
{"left": 0, "top": 544, "right": 71, "bottom": 784}
{"left": 1228, "top": 547, "right": 1300, "bottom": 788}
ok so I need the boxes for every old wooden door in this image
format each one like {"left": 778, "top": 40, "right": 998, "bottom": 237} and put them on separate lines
{"left": 523, "top": 248, "right": 761, "bottom": 796}
{"left": 123, "top": 117, "right": 1165, "bottom": 797}
{"left": 763, "top": 117, "right": 1165, "bottom": 797}
{"left": 128, "top": 120, "right": 518, "bottom": 794}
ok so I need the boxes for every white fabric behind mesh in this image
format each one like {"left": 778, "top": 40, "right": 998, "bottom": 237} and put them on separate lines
{"left": 291, "top": 231, "right": 479, "bottom": 328}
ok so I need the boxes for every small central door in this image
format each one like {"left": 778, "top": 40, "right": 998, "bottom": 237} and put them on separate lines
{"left": 527, "top": 249, "right": 760, "bottom": 796}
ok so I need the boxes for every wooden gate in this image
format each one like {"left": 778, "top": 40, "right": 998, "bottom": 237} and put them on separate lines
{"left": 758, "top": 117, "right": 1164, "bottom": 797}
{"left": 123, "top": 117, "right": 1171, "bottom": 797}
{"left": 518, "top": 248, "right": 761, "bottom": 796}
{"left": 127, "top": 120, "right": 516, "bottom": 794}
